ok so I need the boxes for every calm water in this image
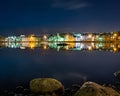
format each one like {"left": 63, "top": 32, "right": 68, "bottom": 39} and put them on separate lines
{"left": 0, "top": 45, "right": 120, "bottom": 91}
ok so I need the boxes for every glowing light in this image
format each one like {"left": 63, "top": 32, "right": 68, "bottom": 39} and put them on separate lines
{"left": 20, "top": 47, "right": 25, "bottom": 49}
{"left": 2, "top": 32, "right": 120, "bottom": 52}
{"left": 29, "top": 42, "right": 36, "bottom": 49}
{"left": 68, "top": 43, "right": 75, "bottom": 48}
{"left": 29, "top": 35, "right": 37, "bottom": 42}
{"left": 43, "top": 35, "right": 47, "bottom": 40}
{"left": 113, "top": 47, "right": 118, "bottom": 52}
{"left": 65, "top": 46, "right": 69, "bottom": 50}
{"left": 113, "top": 33, "right": 118, "bottom": 37}
{"left": 98, "top": 37, "right": 104, "bottom": 41}
{"left": 92, "top": 36, "right": 95, "bottom": 41}
{"left": 88, "top": 34, "right": 92, "bottom": 38}
{"left": 43, "top": 45, "right": 47, "bottom": 50}
{"left": 88, "top": 46, "right": 92, "bottom": 51}
{"left": 65, "top": 34, "right": 75, "bottom": 41}
{"left": 75, "top": 43, "right": 84, "bottom": 50}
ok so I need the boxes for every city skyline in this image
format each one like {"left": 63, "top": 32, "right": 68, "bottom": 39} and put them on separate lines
{"left": 0, "top": 31, "right": 120, "bottom": 52}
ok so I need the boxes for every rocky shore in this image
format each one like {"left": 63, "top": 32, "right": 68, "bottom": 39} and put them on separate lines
{"left": 1, "top": 78, "right": 120, "bottom": 96}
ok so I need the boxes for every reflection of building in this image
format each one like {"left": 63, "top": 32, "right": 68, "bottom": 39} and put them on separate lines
{"left": 1, "top": 40, "right": 120, "bottom": 52}
{"left": 0, "top": 42, "right": 6, "bottom": 48}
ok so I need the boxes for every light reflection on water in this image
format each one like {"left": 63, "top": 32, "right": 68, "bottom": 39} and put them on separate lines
{"left": 0, "top": 42, "right": 120, "bottom": 90}
{"left": 0, "top": 41, "right": 120, "bottom": 53}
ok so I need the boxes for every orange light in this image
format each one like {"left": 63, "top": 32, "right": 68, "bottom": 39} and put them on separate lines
{"left": 113, "top": 33, "right": 118, "bottom": 37}
{"left": 88, "top": 46, "right": 92, "bottom": 51}
{"left": 29, "top": 42, "right": 36, "bottom": 49}
{"left": 88, "top": 34, "right": 92, "bottom": 38}
{"left": 29, "top": 35, "right": 37, "bottom": 42}
{"left": 43, "top": 45, "right": 47, "bottom": 50}
{"left": 43, "top": 35, "right": 47, "bottom": 40}
{"left": 68, "top": 43, "right": 75, "bottom": 48}
{"left": 65, "top": 34, "right": 75, "bottom": 41}
{"left": 113, "top": 47, "right": 118, "bottom": 52}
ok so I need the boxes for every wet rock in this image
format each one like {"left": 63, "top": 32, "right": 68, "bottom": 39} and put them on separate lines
{"left": 15, "top": 86, "right": 24, "bottom": 94}
{"left": 64, "top": 88, "right": 72, "bottom": 96}
{"left": 72, "top": 84, "right": 81, "bottom": 89}
{"left": 3, "top": 90, "right": 9, "bottom": 96}
{"left": 30, "top": 78, "right": 64, "bottom": 96}
{"left": 114, "top": 71, "right": 120, "bottom": 80}
{"left": 23, "top": 88, "right": 30, "bottom": 95}
{"left": 74, "top": 81, "right": 120, "bottom": 96}
{"left": 8, "top": 91, "right": 14, "bottom": 96}
{"left": 14, "top": 86, "right": 24, "bottom": 96}
{"left": 72, "top": 84, "right": 81, "bottom": 93}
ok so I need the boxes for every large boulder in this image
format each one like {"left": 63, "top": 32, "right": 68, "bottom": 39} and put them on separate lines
{"left": 30, "top": 78, "right": 64, "bottom": 96}
{"left": 74, "top": 81, "right": 120, "bottom": 96}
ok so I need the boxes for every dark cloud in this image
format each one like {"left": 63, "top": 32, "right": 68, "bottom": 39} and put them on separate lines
{"left": 52, "top": 0, "right": 89, "bottom": 10}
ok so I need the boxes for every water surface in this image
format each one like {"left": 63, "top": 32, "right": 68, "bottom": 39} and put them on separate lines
{"left": 0, "top": 42, "right": 120, "bottom": 91}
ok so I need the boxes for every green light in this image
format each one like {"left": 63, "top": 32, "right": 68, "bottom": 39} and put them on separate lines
{"left": 48, "top": 34, "right": 65, "bottom": 42}
{"left": 98, "top": 43, "right": 104, "bottom": 47}
{"left": 98, "top": 37, "right": 104, "bottom": 41}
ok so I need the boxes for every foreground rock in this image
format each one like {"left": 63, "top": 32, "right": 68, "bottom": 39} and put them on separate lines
{"left": 74, "top": 81, "right": 120, "bottom": 96}
{"left": 114, "top": 70, "right": 120, "bottom": 80}
{"left": 30, "top": 78, "right": 64, "bottom": 96}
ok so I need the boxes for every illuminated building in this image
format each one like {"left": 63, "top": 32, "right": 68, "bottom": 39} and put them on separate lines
{"left": 0, "top": 31, "right": 120, "bottom": 52}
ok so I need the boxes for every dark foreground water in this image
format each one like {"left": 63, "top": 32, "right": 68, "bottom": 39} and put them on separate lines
{"left": 0, "top": 47, "right": 120, "bottom": 91}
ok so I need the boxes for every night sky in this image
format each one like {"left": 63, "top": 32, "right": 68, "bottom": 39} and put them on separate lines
{"left": 0, "top": 0, "right": 120, "bottom": 35}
